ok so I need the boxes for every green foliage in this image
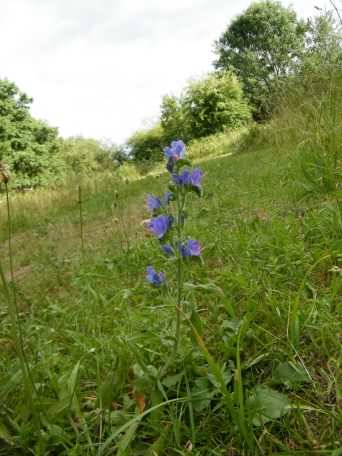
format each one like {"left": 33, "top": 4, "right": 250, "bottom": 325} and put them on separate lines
{"left": 1, "top": 142, "right": 341, "bottom": 454}
{"left": 160, "top": 72, "right": 250, "bottom": 148}
{"left": 183, "top": 72, "right": 251, "bottom": 139}
{"left": 214, "top": 0, "right": 307, "bottom": 119}
{"left": 0, "top": 79, "right": 63, "bottom": 189}
{"left": 303, "top": 10, "right": 342, "bottom": 69}
{"left": 160, "top": 94, "right": 190, "bottom": 143}
{"left": 127, "top": 123, "right": 165, "bottom": 162}
{"left": 59, "top": 137, "right": 121, "bottom": 175}
{"left": 237, "top": 10, "right": 342, "bottom": 198}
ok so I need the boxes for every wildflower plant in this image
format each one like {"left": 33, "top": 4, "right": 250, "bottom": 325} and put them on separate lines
{"left": 145, "top": 140, "right": 203, "bottom": 354}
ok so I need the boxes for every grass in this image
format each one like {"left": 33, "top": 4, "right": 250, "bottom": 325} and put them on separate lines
{"left": 0, "top": 140, "right": 341, "bottom": 454}
{"left": 0, "top": 68, "right": 342, "bottom": 455}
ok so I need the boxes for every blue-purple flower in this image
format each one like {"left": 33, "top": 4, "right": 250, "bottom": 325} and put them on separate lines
{"left": 190, "top": 168, "right": 203, "bottom": 189}
{"left": 172, "top": 168, "right": 203, "bottom": 189}
{"left": 162, "top": 244, "right": 174, "bottom": 256}
{"left": 146, "top": 192, "right": 173, "bottom": 211}
{"left": 164, "top": 140, "right": 186, "bottom": 161}
{"left": 146, "top": 266, "right": 165, "bottom": 286}
{"left": 146, "top": 215, "right": 173, "bottom": 239}
{"left": 173, "top": 170, "right": 191, "bottom": 186}
{"left": 146, "top": 194, "right": 162, "bottom": 211}
{"left": 180, "top": 239, "right": 201, "bottom": 257}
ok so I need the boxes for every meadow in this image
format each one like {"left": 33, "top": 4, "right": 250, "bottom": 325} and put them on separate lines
{"left": 1, "top": 116, "right": 341, "bottom": 455}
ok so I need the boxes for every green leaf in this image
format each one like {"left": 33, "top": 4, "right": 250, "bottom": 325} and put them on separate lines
{"left": 191, "top": 378, "right": 215, "bottom": 411}
{"left": 117, "top": 420, "right": 139, "bottom": 455}
{"left": 331, "top": 448, "right": 342, "bottom": 456}
{"left": 247, "top": 385, "right": 291, "bottom": 426}
{"left": 190, "top": 184, "right": 202, "bottom": 197}
{"left": 0, "top": 420, "right": 12, "bottom": 444}
{"left": 184, "top": 281, "right": 224, "bottom": 295}
{"left": 162, "top": 372, "right": 184, "bottom": 388}
{"left": 174, "top": 159, "right": 191, "bottom": 171}
{"left": 272, "top": 361, "right": 310, "bottom": 388}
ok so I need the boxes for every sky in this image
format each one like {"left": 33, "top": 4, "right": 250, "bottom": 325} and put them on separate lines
{"left": 0, "top": 0, "right": 332, "bottom": 144}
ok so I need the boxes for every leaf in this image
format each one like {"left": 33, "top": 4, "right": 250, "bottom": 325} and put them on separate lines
{"left": 272, "top": 362, "right": 311, "bottom": 388}
{"left": 0, "top": 420, "right": 12, "bottom": 444}
{"left": 184, "top": 281, "right": 224, "bottom": 296}
{"left": 331, "top": 448, "right": 342, "bottom": 456}
{"left": 134, "top": 392, "right": 146, "bottom": 414}
{"left": 98, "top": 381, "right": 116, "bottom": 410}
{"left": 190, "top": 184, "right": 202, "bottom": 197}
{"left": 116, "top": 420, "right": 139, "bottom": 455}
{"left": 247, "top": 385, "right": 291, "bottom": 426}
{"left": 162, "top": 372, "right": 184, "bottom": 388}
{"left": 174, "top": 159, "right": 192, "bottom": 171}
{"left": 191, "top": 377, "right": 215, "bottom": 412}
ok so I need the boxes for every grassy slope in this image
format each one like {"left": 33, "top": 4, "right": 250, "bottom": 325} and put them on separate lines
{"left": 0, "top": 143, "right": 341, "bottom": 454}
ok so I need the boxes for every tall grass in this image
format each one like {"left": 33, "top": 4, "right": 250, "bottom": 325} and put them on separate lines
{"left": 240, "top": 64, "right": 342, "bottom": 199}
{"left": 0, "top": 67, "right": 341, "bottom": 454}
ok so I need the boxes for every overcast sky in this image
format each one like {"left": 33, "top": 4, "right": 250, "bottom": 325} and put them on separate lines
{"left": 1, "top": 0, "right": 331, "bottom": 144}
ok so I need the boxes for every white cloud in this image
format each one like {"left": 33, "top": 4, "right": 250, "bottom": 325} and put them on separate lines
{"left": 0, "top": 0, "right": 330, "bottom": 143}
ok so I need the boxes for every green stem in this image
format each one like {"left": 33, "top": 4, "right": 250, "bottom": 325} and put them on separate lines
{"left": 174, "top": 187, "right": 184, "bottom": 356}
{"left": 78, "top": 184, "right": 85, "bottom": 254}
{"left": 5, "top": 182, "right": 14, "bottom": 282}
{"left": 3, "top": 183, "right": 41, "bottom": 430}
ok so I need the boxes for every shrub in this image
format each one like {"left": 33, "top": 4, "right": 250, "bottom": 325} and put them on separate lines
{"left": 127, "top": 123, "right": 165, "bottom": 162}
{"left": 160, "top": 72, "right": 251, "bottom": 146}
{"left": 214, "top": 0, "right": 307, "bottom": 120}
{"left": 183, "top": 72, "right": 251, "bottom": 139}
{"left": 0, "top": 79, "right": 64, "bottom": 189}
{"left": 59, "top": 137, "right": 119, "bottom": 175}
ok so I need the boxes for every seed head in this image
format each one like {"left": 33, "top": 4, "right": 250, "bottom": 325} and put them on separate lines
{"left": 0, "top": 162, "right": 10, "bottom": 184}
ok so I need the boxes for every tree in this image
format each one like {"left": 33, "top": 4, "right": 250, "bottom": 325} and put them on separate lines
{"left": 160, "top": 95, "right": 190, "bottom": 143}
{"left": 127, "top": 123, "right": 165, "bottom": 162}
{"left": 0, "top": 79, "right": 62, "bottom": 188}
{"left": 182, "top": 72, "right": 251, "bottom": 139}
{"left": 214, "top": 1, "right": 307, "bottom": 119}
{"left": 160, "top": 72, "right": 250, "bottom": 144}
{"left": 303, "top": 10, "right": 342, "bottom": 69}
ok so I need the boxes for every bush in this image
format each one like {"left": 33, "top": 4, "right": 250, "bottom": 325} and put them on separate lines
{"left": 0, "top": 79, "right": 65, "bottom": 189}
{"left": 183, "top": 72, "right": 251, "bottom": 139}
{"left": 127, "top": 123, "right": 165, "bottom": 162}
{"left": 59, "top": 137, "right": 119, "bottom": 175}
{"left": 160, "top": 72, "right": 251, "bottom": 145}
{"left": 214, "top": 0, "right": 307, "bottom": 120}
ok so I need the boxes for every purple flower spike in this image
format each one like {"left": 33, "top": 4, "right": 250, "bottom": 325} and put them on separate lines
{"left": 164, "top": 140, "right": 186, "bottom": 161}
{"left": 162, "top": 244, "right": 174, "bottom": 256}
{"left": 147, "top": 215, "right": 173, "bottom": 239}
{"left": 146, "top": 194, "right": 162, "bottom": 211}
{"left": 172, "top": 170, "right": 191, "bottom": 186}
{"left": 190, "top": 168, "right": 203, "bottom": 188}
{"left": 180, "top": 239, "right": 201, "bottom": 257}
{"left": 172, "top": 168, "right": 203, "bottom": 189}
{"left": 146, "top": 266, "right": 165, "bottom": 286}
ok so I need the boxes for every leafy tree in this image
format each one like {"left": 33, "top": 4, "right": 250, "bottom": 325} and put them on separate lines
{"left": 0, "top": 79, "right": 62, "bottom": 188}
{"left": 303, "top": 10, "right": 342, "bottom": 69}
{"left": 60, "top": 137, "right": 127, "bottom": 173}
{"left": 127, "top": 123, "right": 165, "bottom": 162}
{"left": 214, "top": 1, "right": 307, "bottom": 119}
{"left": 160, "top": 95, "right": 190, "bottom": 143}
{"left": 182, "top": 72, "right": 251, "bottom": 139}
{"left": 160, "top": 72, "right": 250, "bottom": 144}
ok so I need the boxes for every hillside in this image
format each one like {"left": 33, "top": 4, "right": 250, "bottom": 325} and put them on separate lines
{"left": 0, "top": 138, "right": 341, "bottom": 454}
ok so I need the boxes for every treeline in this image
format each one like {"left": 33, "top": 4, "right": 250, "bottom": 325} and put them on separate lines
{"left": 0, "top": 79, "right": 126, "bottom": 189}
{"left": 127, "top": 1, "right": 341, "bottom": 162}
{"left": 0, "top": 0, "right": 341, "bottom": 188}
